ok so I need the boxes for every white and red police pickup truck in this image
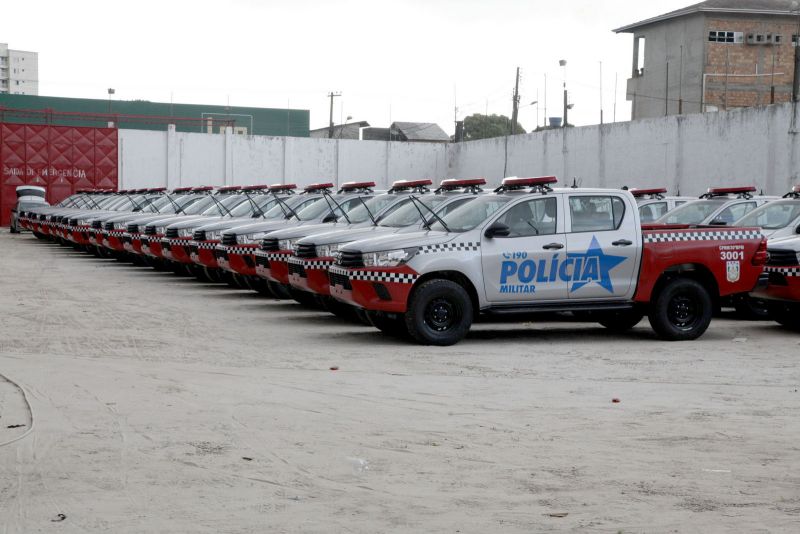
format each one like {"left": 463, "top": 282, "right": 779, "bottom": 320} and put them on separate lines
{"left": 751, "top": 235, "right": 800, "bottom": 330}
{"left": 328, "top": 176, "right": 768, "bottom": 345}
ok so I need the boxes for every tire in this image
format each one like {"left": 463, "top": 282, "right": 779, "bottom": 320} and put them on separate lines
{"left": 405, "top": 279, "right": 473, "bottom": 346}
{"left": 733, "top": 295, "right": 770, "bottom": 320}
{"left": 648, "top": 278, "right": 713, "bottom": 341}
{"left": 290, "top": 288, "right": 320, "bottom": 308}
{"left": 268, "top": 281, "right": 292, "bottom": 300}
{"left": 598, "top": 308, "right": 645, "bottom": 332}
{"left": 323, "top": 298, "right": 363, "bottom": 323}
{"left": 768, "top": 302, "right": 800, "bottom": 330}
{"left": 367, "top": 311, "right": 410, "bottom": 337}
{"left": 249, "top": 277, "right": 277, "bottom": 297}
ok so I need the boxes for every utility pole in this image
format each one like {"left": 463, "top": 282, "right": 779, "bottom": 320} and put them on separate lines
{"left": 511, "top": 67, "right": 521, "bottom": 135}
{"left": 599, "top": 61, "right": 604, "bottom": 125}
{"left": 794, "top": 6, "right": 800, "bottom": 102}
{"left": 327, "top": 91, "right": 341, "bottom": 138}
{"left": 559, "top": 59, "right": 568, "bottom": 128}
{"left": 665, "top": 61, "right": 670, "bottom": 116}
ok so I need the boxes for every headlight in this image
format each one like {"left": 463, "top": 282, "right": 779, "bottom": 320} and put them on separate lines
{"left": 278, "top": 238, "right": 298, "bottom": 251}
{"left": 76, "top": 219, "right": 88, "bottom": 226}
{"left": 205, "top": 230, "right": 221, "bottom": 241}
{"left": 178, "top": 227, "right": 194, "bottom": 237}
{"left": 113, "top": 222, "right": 126, "bottom": 230}
{"left": 316, "top": 243, "right": 340, "bottom": 257}
{"left": 796, "top": 252, "right": 800, "bottom": 264}
{"left": 362, "top": 248, "right": 418, "bottom": 267}
{"left": 155, "top": 226, "right": 166, "bottom": 235}
{"left": 240, "top": 233, "right": 265, "bottom": 244}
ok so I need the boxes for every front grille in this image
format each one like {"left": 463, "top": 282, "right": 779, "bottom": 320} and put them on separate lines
{"left": 222, "top": 233, "right": 238, "bottom": 246}
{"left": 256, "top": 254, "right": 269, "bottom": 267}
{"left": 338, "top": 250, "right": 364, "bottom": 268}
{"left": 127, "top": 223, "right": 139, "bottom": 233}
{"left": 288, "top": 262, "right": 307, "bottom": 278}
{"left": 69, "top": 218, "right": 79, "bottom": 226}
{"left": 295, "top": 243, "right": 316, "bottom": 258}
{"left": 193, "top": 230, "right": 206, "bottom": 241}
{"left": 38, "top": 214, "right": 47, "bottom": 221}
{"left": 165, "top": 228, "right": 179, "bottom": 238}
{"left": 91, "top": 220, "right": 102, "bottom": 229}
{"left": 104, "top": 222, "right": 114, "bottom": 231}
{"left": 144, "top": 225, "right": 156, "bottom": 235}
{"left": 329, "top": 271, "right": 352, "bottom": 290}
{"left": 261, "top": 237, "right": 279, "bottom": 251}
{"left": 767, "top": 249, "right": 799, "bottom": 267}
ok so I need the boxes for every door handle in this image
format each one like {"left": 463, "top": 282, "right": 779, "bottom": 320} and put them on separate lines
{"left": 612, "top": 239, "right": 633, "bottom": 247}
{"left": 542, "top": 243, "right": 564, "bottom": 250}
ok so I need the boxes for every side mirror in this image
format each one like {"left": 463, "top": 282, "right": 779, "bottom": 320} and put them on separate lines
{"left": 323, "top": 213, "right": 338, "bottom": 223}
{"left": 484, "top": 221, "right": 510, "bottom": 239}
{"left": 709, "top": 218, "right": 728, "bottom": 226}
{"left": 795, "top": 225, "right": 800, "bottom": 235}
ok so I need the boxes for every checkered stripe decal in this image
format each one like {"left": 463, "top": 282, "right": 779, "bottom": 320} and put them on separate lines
{"left": 351, "top": 271, "right": 418, "bottom": 284}
{"left": 168, "top": 238, "right": 194, "bottom": 246}
{"left": 765, "top": 266, "right": 800, "bottom": 276}
{"left": 108, "top": 230, "right": 126, "bottom": 237}
{"left": 227, "top": 247, "right": 258, "bottom": 255}
{"left": 265, "top": 252, "right": 290, "bottom": 261}
{"left": 419, "top": 242, "right": 480, "bottom": 254}
{"left": 328, "top": 265, "right": 350, "bottom": 277}
{"left": 644, "top": 230, "right": 762, "bottom": 244}
{"left": 198, "top": 242, "right": 218, "bottom": 250}
{"left": 288, "top": 257, "right": 334, "bottom": 269}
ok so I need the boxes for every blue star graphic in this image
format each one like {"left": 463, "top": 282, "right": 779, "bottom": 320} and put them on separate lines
{"left": 567, "top": 236, "right": 627, "bottom": 293}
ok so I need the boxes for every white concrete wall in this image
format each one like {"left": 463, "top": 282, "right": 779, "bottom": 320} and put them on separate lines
{"left": 448, "top": 102, "right": 800, "bottom": 196}
{"left": 119, "top": 102, "right": 800, "bottom": 196}
{"left": 120, "top": 127, "right": 446, "bottom": 190}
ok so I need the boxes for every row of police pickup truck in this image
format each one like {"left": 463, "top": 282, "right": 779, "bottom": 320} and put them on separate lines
{"left": 15, "top": 178, "right": 800, "bottom": 345}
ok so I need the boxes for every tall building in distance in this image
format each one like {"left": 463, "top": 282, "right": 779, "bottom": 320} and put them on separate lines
{"left": 0, "top": 43, "right": 38, "bottom": 95}
{"left": 615, "top": 0, "right": 798, "bottom": 120}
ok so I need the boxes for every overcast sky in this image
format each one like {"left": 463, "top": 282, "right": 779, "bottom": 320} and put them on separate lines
{"left": 3, "top": 0, "right": 690, "bottom": 134}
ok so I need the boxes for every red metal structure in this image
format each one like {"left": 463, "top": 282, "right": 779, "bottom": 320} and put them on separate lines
{"left": 0, "top": 122, "right": 118, "bottom": 226}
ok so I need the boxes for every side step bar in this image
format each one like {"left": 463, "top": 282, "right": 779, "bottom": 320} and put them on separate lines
{"left": 483, "top": 301, "right": 634, "bottom": 316}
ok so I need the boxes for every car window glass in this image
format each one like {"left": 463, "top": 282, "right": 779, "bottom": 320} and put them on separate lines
{"left": 495, "top": 197, "right": 557, "bottom": 237}
{"left": 661, "top": 200, "right": 723, "bottom": 225}
{"left": 639, "top": 202, "right": 667, "bottom": 223}
{"left": 343, "top": 195, "right": 398, "bottom": 224}
{"left": 378, "top": 197, "right": 447, "bottom": 228}
{"left": 569, "top": 196, "right": 625, "bottom": 232}
{"left": 431, "top": 195, "right": 513, "bottom": 233}
{"left": 715, "top": 202, "right": 755, "bottom": 224}
{"left": 737, "top": 201, "right": 800, "bottom": 229}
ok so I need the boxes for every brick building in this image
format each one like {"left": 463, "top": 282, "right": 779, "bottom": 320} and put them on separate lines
{"left": 615, "top": 0, "right": 800, "bottom": 120}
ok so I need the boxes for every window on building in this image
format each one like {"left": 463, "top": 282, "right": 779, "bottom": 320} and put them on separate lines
{"left": 774, "top": 34, "right": 783, "bottom": 44}
{"left": 636, "top": 36, "right": 646, "bottom": 76}
{"left": 793, "top": 34, "right": 800, "bottom": 47}
{"left": 709, "top": 30, "right": 743, "bottom": 43}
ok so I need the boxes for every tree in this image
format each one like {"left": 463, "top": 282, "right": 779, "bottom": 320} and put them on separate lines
{"left": 463, "top": 114, "right": 526, "bottom": 141}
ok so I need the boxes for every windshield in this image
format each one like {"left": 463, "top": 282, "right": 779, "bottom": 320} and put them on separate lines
{"left": 199, "top": 194, "right": 247, "bottom": 216}
{"left": 658, "top": 200, "right": 725, "bottom": 225}
{"left": 294, "top": 196, "right": 344, "bottom": 221}
{"left": 737, "top": 200, "right": 800, "bottom": 229}
{"left": 342, "top": 194, "right": 400, "bottom": 224}
{"left": 378, "top": 196, "right": 448, "bottom": 227}
{"left": 181, "top": 196, "right": 216, "bottom": 215}
{"left": 260, "top": 196, "right": 318, "bottom": 220}
{"left": 431, "top": 195, "right": 513, "bottom": 233}
{"left": 228, "top": 194, "right": 277, "bottom": 217}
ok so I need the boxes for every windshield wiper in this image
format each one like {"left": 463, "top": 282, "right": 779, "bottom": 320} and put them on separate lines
{"left": 243, "top": 191, "right": 264, "bottom": 218}
{"left": 162, "top": 193, "right": 185, "bottom": 214}
{"left": 410, "top": 195, "right": 451, "bottom": 232}
{"left": 356, "top": 196, "right": 378, "bottom": 226}
{"left": 271, "top": 193, "right": 300, "bottom": 220}
{"left": 208, "top": 194, "right": 233, "bottom": 217}
{"left": 322, "top": 191, "right": 351, "bottom": 224}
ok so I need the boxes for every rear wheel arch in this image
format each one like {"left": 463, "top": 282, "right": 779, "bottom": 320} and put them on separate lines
{"left": 651, "top": 263, "right": 720, "bottom": 305}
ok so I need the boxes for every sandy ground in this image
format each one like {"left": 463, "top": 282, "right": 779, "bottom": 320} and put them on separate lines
{"left": 0, "top": 231, "right": 799, "bottom": 533}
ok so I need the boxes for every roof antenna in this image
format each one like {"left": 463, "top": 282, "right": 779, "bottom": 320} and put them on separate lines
{"left": 571, "top": 178, "right": 578, "bottom": 189}
{"left": 621, "top": 185, "right": 629, "bottom": 190}
{"left": 676, "top": 186, "right": 681, "bottom": 196}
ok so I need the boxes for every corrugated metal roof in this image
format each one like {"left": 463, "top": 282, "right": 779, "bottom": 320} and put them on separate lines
{"left": 614, "top": 0, "right": 798, "bottom": 33}
{"left": 391, "top": 122, "right": 450, "bottom": 142}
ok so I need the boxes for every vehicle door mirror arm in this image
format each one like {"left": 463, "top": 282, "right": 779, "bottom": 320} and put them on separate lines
{"left": 484, "top": 222, "right": 510, "bottom": 239}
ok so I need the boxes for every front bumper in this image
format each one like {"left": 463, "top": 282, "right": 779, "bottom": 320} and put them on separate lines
{"left": 257, "top": 250, "right": 292, "bottom": 283}
{"left": 193, "top": 241, "right": 221, "bottom": 268}
{"left": 141, "top": 235, "right": 165, "bottom": 258}
{"left": 328, "top": 264, "right": 419, "bottom": 313}
{"left": 222, "top": 244, "right": 260, "bottom": 276}
{"left": 751, "top": 265, "right": 800, "bottom": 302}
{"left": 288, "top": 256, "right": 335, "bottom": 295}
{"left": 168, "top": 238, "right": 196, "bottom": 264}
